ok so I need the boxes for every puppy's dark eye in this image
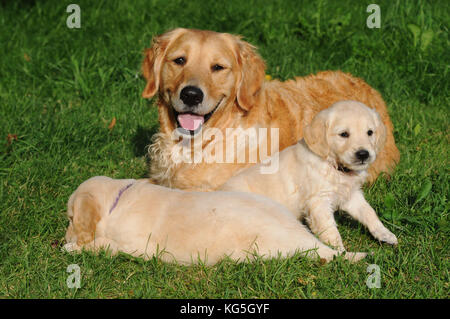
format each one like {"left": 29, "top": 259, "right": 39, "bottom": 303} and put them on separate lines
{"left": 339, "top": 132, "right": 349, "bottom": 138}
{"left": 173, "top": 57, "right": 186, "bottom": 65}
{"left": 367, "top": 130, "right": 373, "bottom": 136}
{"left": 211, "top": 64, "right": 224, "bottom": 72}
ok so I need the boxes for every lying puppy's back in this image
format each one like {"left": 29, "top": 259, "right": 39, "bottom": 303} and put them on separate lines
{"left": 64, "top": 176, "right": 366, "bottom": 265}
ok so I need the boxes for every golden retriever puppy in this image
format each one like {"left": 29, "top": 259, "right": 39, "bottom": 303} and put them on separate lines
{"left": 63, "top": 176, "right": 367, "bottom": 265}
{"left": 142, "top": 28, "right": 400, "bottom": 191}
{"left": 221, "top": 101, "right": 398, "bottom": 251}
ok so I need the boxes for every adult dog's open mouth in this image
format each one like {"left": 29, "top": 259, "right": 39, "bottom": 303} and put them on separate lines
{"left": 174, "top": 97, "right": 223, "bottom": 135}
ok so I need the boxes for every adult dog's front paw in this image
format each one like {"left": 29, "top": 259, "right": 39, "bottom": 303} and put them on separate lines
{"left": 372, "top": 226, "right": 398, "bottom": 245}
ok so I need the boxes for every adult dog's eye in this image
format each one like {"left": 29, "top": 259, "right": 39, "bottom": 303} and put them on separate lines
{"left": 339, "top": 132, "right": 349, "bottom": 138}
{"left": 211, "top": 64, "right": 224, "bottom": 72}
{"left": 367, "top": 130, "right": 373, "bottom": 136}
{"left": 173, "top": 57, "right": 186, "bottom": 65}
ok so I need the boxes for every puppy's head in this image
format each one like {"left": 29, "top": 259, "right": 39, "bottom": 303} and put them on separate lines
{"left": 303, "top": 100, "right": 386, "bottom": 172}
{"left": 142, "top": 28, "right": 265, "bottom": 136}
{"left": 65, "top": 177, "right": 135, "bottom": 245}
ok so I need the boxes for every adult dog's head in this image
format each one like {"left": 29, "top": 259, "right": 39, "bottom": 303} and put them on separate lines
{"left": 304, "top": 100, "right": 387, "bottom": 172}
{"left": 141, "top": 28, "right": 266, "bottom": 136}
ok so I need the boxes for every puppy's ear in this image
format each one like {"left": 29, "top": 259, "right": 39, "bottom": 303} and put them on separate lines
{"left": 72, "top": 192, "right": 101, "bottom": 245}
{"left": 233, "top": 37, "right": 266, "bottom": 111}
{"left": 371, "top": 109, "right": 387, "bottom": 154}
{"left": 142, "top": 28, "right": 186, "bottom": 98}
{"left": 303, "top": 111, "right": 330, "bottom": 158}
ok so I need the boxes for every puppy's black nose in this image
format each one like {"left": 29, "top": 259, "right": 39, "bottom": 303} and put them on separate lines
{"left": 355, "top": 149, "right": 370, "bottom": 161}
{"left": 180, "top": 86, "right": 204, "bottom": 107}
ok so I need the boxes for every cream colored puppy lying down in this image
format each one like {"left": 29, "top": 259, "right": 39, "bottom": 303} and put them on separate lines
{"left": 64, "top": 176, "right": 367, "bottom": 265}
{"left": 221, "top": 101, "right": 398, "bottom": 251}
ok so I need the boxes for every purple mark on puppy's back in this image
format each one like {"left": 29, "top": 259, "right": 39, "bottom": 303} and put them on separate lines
{"left": 109, "top": 183, "right": 134, "bottom": 214}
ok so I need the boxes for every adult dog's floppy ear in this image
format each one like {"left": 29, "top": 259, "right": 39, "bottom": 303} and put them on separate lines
{"left": 233, "top": 37, "right": 266, "bottom": 112}
{"left": 303, "top": 111, "right": 330, "bottom": 159}
{"left": 370, "top": 108, "right": 387, "bottom": 154}
{"left": 142, "top": 28, "right": 186, "bottom": 98}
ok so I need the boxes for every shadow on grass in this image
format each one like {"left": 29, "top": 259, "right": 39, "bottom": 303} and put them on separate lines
{"left": 131, "top": 124, "right": 160, "bottom": 178}
{"left": 131, "top": 124, "right": 159, "bottom": 157}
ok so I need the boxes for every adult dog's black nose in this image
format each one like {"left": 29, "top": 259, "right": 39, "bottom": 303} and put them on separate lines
{"left": 355, "top": 149, "right": 370, "bottom": 161}
{"left": 180, "top": 86, "right": 204, "bottom": 107}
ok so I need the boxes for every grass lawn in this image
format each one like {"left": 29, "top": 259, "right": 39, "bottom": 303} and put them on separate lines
{"left": 0, "top": 0, "right": 448, "bottom": 298}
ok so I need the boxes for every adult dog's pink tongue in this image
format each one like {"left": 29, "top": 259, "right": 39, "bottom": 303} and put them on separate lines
{"left": 177, "top": 113, "right": 204, "bottom": 131}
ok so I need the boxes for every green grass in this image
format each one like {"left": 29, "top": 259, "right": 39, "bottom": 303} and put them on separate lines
{"left": 0, "top": 0, "right": 448, "bottom": 298}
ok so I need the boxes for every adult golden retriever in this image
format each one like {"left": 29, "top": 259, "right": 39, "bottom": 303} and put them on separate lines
{"left": 142, "top": 28, "right": 400, "bottom": 190}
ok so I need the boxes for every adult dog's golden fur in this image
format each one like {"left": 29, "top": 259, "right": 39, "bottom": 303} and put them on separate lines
{"left": 142, "top": 28, "right": 400, "bottom": 190}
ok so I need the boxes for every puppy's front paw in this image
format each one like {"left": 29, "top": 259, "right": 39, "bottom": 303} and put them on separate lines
{"left": 372, "top": 226, "right": 398, "bottom": 245}
{"left": 319, "top": 232, "right": 345, "bottom": 251}
{"left": 343, "top": 251, "right": 367, "bottom": 263}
